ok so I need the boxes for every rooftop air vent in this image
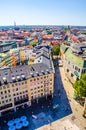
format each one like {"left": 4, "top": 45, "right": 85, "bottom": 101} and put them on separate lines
{"left": 21, "top": 74, "right": 26, "bottom": 80}
{"left": 17, "top": 75, "right": 21, "bottom": 81}
{"left": 3, "top": 77, "right": 7, "bottom": 84}
{"left": 12, "top": 76, "right": 16, "bottom": 82}
{"left": 30, "top": 73, "right": 34, "bottom": 78}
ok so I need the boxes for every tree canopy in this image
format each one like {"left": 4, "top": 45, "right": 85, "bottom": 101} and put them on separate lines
{"left": 47, "top": 31, "right": 52, "bottom": 35}
{"left": 53, "top": 46, "right": 60, "bottom": 55}
{"left": 73, "top": 74, "right": 86, "bottom": 98}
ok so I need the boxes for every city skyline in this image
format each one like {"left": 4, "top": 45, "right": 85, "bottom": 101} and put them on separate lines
{"left": 0, "top": 0, "right": 86, "bottom": 26}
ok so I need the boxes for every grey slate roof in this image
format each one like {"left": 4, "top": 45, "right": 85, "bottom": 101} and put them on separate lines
{"left": 0, "top": 63, "right": 54, "bottom": 86}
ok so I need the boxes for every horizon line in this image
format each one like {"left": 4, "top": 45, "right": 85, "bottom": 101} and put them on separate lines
{"left": 0, "top": 24, "right": 86, "bottom": 27}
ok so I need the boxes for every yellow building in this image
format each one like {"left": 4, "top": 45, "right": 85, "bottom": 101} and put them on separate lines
{"left": 19, "top": 49, "right": 25, "bottom": 63}
{"left": 0, "top": 63, "right": 54, "bottom": 116}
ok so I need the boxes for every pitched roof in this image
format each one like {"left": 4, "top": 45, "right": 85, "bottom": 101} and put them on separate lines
{"left": 65, "top": 48, "right": 86, "bottom": 68}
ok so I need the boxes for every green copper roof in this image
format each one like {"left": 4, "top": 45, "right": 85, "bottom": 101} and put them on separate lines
{"left": 65, "top": 48, "right": 85, "bottom": 68}
{"left": 60, "top": 44, "right": 68, "bottom": 53}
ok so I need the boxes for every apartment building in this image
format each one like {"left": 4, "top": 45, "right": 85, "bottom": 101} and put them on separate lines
{"left": 64, "top": 43, "right": 86, "bottom": 83}
{"left": 0, "top": 40, "right": 17, "bottom": 53}
{"left": 0, "top": 61, "right": 54, "bottom": 116}
{"left": 0, "top": 49, "right": 20, "bottom": 68}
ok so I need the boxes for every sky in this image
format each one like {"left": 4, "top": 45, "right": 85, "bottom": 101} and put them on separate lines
{"left": 0, "top": 0, "right": 86, "bottom": 26}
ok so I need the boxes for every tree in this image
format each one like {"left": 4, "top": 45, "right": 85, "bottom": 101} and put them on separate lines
{"left": 53, "top": 46, "right": 60, "bottom": 55}
{"left": 73, "top": 74, "right": 86, "bottom": 117}
{"left": 47, "top": 31, "right": 52, "bottom": 35}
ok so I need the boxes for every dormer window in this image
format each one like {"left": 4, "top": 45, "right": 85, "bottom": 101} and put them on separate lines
{"left": 17, "top": 75, "right": 21, "bottom": 81}
{"left": 3, "top": 77, "right": 7, "bottom": 84}
{"left": 21, "top": 74, "right": 26, "bottom": 80}
{"left": 12, "top": 76, "right": 16, "bottom": 83}
{"left": 30, "top": 73, "right": 34, "bottom": 78}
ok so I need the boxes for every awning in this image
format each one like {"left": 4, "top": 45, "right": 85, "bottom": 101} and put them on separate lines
{"left": 74, "top": 71, "right": 79, "bottom": 77}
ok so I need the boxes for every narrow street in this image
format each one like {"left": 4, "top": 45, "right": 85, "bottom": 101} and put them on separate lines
{"left": 59, "top": 66, "right": 86, "bottom": 130}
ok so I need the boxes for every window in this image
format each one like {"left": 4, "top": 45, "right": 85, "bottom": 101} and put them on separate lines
{"left": 26, "top": 94, "right": 28, "bottom": 97}
{"left": 9, "top": 99, "right": 11, "bottom": 101}
{"left": 4, "top": 91, "right": 7, "bottom": 94}
{"left": 75, "top": 66, "right": 78, "bottom": 71}
{"left": 16, "top": 88, "right": 18, "bottom": 91}
{"left": 31, "top": 96, "right": 33, "bottom": 99}
{"left": 41, "top": 93, "right": 43, "bottom": 96}
{"left": 25, "top": 81, "right": 27, "bottom": 84}
{"left": 50, "top": 90, "right": 52, "bottom": 94}
{"left": 14, "top": 98, "right": 16, "bottom": 101}
{"left": 67, "top": 69, "right": 69, "bottom": 72}
{"left": 12, "top": 84, "right": 14, "bottom": 87}
{"left": 17, "top": 97, "right": 19, "bottom": 100}
{"left": 1, "top": 97, "right": 4, "bottom": 99}
{"left": 7, "top": 85, "right": 9, "bottom": 88}
{"left": 8, "top": 90, "right": 10, "bottom": 93}
{"left": 20, "top": 96, "right": 22, "bottom": 99}
{"left": 22, "top": 82, "right": 24, "bottom": 85}
{"left": 50, "top": 79, "right": 52, "bottom": 81}
{"left": 1, "top": 92, "right": 3, "bottom": 94}
{"left": 2, "top": 101, "right": 4, "bottom": 104}
{"left": 6, "top": 100, "right": 8, "bottom": 102}
{"left": 5, "top": 96, "right": 7, "bottom": 98}
{"left": 23, "top": 95, "right": 25, "bottom": 98}
{"left": 78, "top": 68, "right": 80, "bottom": 72}
{"left": 71, "top": 73, "right": 74, "bottom": 77}
{"left": 3, "top": 86, "right": 6, "bottom": 89}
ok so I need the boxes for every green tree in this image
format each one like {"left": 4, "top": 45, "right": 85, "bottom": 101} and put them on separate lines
{"left": 73, "top": 74, "right": 86, "bottom": 117}
{"left": 47, "top": 31, "right": 52, "bottom": 35}
{"left": 53, "top": 46, "right": 60, "bottom": 55}
{"left": 82, "top": 32, "right": 86, "bottom": 35}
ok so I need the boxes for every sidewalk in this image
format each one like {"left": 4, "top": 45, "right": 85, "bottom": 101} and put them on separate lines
{"left": 37, "top": 67, "right": 86, "bottom": 130}
{"left": 59, "top": 67, "right": 86, "bottom": 130}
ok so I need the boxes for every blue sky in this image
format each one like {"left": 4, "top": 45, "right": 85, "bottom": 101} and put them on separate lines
{"left": 0, "top": 0, "right": 86, "bottom": 26}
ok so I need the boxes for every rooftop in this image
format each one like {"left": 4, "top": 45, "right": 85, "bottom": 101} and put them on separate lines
{"left": 65, "top": 48, "right": 86, "bottom": 68}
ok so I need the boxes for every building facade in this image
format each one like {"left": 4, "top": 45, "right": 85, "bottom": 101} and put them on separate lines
{"left": 0, "top": 62, "right": 54, "bottom": 116}
{"left": 62, "top": 43, "right": 86, "bottom": 83}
